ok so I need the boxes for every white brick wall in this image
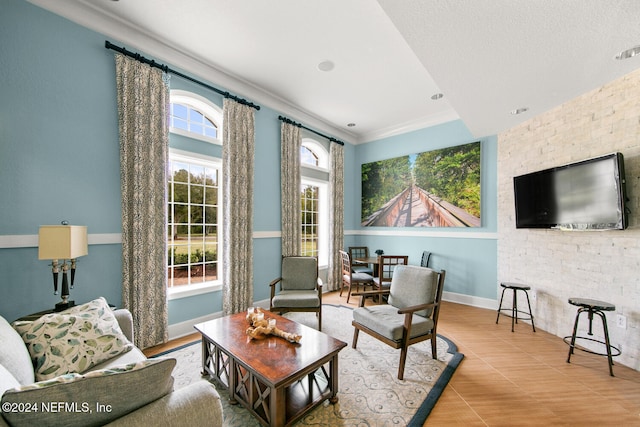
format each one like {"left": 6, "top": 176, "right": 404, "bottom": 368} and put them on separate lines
{"left": 498, "top": 68, "right": 640, "bottom": 371}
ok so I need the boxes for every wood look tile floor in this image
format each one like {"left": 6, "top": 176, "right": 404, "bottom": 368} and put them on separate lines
{"left": 145, "top": 290, "right": 640, "bottom": 426}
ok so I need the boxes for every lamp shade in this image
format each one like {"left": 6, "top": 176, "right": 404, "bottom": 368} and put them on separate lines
{"left": 38, "top": 225, "right": 88, "bottom": 260}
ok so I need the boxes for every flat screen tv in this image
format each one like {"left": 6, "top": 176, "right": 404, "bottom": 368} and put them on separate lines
{"left": 514, "top": 153, "right": 628, "bottom": 230}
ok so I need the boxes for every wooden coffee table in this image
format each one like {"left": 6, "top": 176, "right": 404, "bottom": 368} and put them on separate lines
{"left": 194, "top": 311, "right": 346, "bottom": 427}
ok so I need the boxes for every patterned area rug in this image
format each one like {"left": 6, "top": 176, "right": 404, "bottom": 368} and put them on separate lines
{"left": 157, "top": 304, "right": 463, "bottom": 427}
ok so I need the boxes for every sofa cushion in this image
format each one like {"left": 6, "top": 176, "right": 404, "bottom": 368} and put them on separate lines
{"left": 12, "top": 297, "right": 133, "bottom": 381}
{"left": 1, "top": 358, "right": 176, "bottom": 427}
{"left": 0, "top": 315, "right": 34, "bottom": 385}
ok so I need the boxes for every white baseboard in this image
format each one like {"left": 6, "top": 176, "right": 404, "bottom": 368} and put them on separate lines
{"left": 168, "top": 299, "right": 271, "bottom": 341}
{"left": 443, "top": 291, "right": 497, "bottom": 310}
{"left": 168, "top": 311, "right": 223, "bottom": 340}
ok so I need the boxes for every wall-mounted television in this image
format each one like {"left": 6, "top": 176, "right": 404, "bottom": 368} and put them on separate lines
{"left": 514, "top": 153, "right": 628, "bottom": 230}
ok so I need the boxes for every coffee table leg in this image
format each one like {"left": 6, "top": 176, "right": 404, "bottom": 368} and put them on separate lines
{"left": 200, "top": 337, "right": 208, "bottom": 376}
{"left": 229, "top": 357, "right": 237, "bottom": 405}
{"left": 329, "top": 354, "right": 339, "bottom": 404}
{"left": 270, "top": 385, "right": 286, "bottom": 427}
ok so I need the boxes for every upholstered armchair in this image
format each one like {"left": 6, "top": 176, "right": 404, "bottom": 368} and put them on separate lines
{"left": 351, "top": 265, "right": 446, "bottom": 380}
{"left": 269, "top": 256, "right": 323, "bottom": 330}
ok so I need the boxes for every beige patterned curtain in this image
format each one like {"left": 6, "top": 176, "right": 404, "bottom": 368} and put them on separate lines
{"left": 115, "top": 53, "right": 169, "bottom": 349}
{"left": 281, "top": 122, "right": 302, "bottom": 257}
{"left": 222, "top": 98, "right": 255, "bottom": 315}
{"left": 327, "top": 142, "right": 344, "bottom": 291}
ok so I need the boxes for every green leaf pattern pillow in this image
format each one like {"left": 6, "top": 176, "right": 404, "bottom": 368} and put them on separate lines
{"left": 12, "top": 297, "right": 133, "bottom": 381}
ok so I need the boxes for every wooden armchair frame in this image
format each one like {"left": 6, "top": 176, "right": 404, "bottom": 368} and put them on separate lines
{"left": 351, "top": 268, "right": 446, "bottom": 380}
{"left": 269, "top": 256, "right": 323, "bottom": 330}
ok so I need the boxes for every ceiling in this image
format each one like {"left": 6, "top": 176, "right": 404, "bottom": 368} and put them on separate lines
{"left": 28, "top": 0, "right": 640, "bottom": 144}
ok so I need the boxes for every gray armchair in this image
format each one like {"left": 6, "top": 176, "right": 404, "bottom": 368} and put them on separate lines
{"left": 269, "top": 256, "right": 322, "bottom": 330}
{"left": 351, "top": 265, "right": 446, "bottom": 380}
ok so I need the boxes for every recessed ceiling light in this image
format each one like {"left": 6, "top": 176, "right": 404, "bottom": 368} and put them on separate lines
{"left": 347, "top": 123, "right": 356, "bottom": 127}
{"left": 317, "top": 60, "right": 335, "bottom": 72}
{"left": 615, "top": 45, "right": 640, "bottom": 60}
{"left": 431, "top": 93, "right": 444, "bottom": 100}
{"left": 510, "top": 107, "right": 529, "bottom": 115}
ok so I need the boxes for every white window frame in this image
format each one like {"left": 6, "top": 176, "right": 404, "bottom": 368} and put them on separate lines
{"left": 301, "top": 138, "right": 329, "bottom": 171}
{"left": 167, "top": 89, "right": 223, "bottom": 300}
{"left": 301, "top": 178, "right": 328, "bottom": 267}
{"left": 170, "top": 90, "right": 223, "bottom": 146}
{"left": 300, "top": 137, "right": 329, "bottom": 267}
{"left": 167, "top": 149, "right": 223, "bottom": 300}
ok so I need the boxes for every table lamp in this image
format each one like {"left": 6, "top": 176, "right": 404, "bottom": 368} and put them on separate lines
{"left": 38, "top": 223, "right": 88, "bottom": 312}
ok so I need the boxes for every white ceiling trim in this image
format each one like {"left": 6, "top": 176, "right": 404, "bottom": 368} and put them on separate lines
{"left": 26, "top": 0, "right": 358, "bottom": 144}
{"left": 358, "top": 109, "right": 461, "bottom": 144}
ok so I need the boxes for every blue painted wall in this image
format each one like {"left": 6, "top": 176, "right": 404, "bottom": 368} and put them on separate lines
{"left": 0, "top": 0, "right": 498, "bottom": 325}
{"left": 350, "top": 122, "right": 498, "bottom": 300}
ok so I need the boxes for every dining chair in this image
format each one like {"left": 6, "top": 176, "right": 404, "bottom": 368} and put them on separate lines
{"left": 339, "top": 250, "right": 374, "bottom": 304}
{"left": 348, "top": 246, "right": 373, "bottom": 275}
{"left": 352, "top": 265, "right": 446, "bottom": 380}
{"left": 373, "top": 255, "right": 408, "bottom": 291}
{"left": 420, "top": 251, "right": 432, "bottom": 268}
{"left": 269, "top": 256, "right": 323, "bottom": 330}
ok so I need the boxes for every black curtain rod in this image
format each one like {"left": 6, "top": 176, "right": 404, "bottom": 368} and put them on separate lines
{"left": 278, "top": 116, "right": 344, "bottom": 146}
{"left": 105, "top": 41, "right": 260, "bottom": 110}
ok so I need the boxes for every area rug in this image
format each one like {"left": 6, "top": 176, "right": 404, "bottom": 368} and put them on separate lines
{"left": 155, "top": 304, "right": 463, "bottom": 426}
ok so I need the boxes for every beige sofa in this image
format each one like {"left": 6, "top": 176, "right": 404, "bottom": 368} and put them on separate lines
{"left": 0, "top": 298, "right": 223, "bottom": 427}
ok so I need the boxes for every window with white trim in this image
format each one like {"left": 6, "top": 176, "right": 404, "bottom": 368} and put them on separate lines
{"left": 167, "top": 153, "right": 221, "bottom": 289}
{"left": 300, "top": 138, "right": 329, "bottom": 266}
{"left": 168, "top": 91, "right": 222, "bottom": 294}
{"left": 170, "top": 103, "right": 218, "bottom": 139}
{"left": 301, "top": 184, "right": 319, "bottom": 257}
{"left": 170, "top": 91, "right": 223, "bottom": 146}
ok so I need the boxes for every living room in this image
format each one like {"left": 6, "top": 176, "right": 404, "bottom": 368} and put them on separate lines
{"left": 1, "top": 0, "right": 638, "bottom": 385}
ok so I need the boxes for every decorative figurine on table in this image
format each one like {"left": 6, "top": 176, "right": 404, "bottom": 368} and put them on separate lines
{"left": 375, "top": 249, "right": 384, "bottom": 255}
{"left": 246, "top": 307, "right": 301, "bottom": 343}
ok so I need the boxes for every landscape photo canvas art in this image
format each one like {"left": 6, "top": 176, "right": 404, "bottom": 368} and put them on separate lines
{"left": 361, "top": 141, "right": 481, "bottom": 227}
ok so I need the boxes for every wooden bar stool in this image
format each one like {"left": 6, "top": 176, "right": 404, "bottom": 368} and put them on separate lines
{"left": 496, "top": 282, "right": 536, "bottom": 332}
{"left": 564, "top": 298, "right": 621, "bottom": 377}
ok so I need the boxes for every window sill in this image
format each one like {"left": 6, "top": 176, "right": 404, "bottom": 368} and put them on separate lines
{"left": 167, "top": 281, "right": 222, "bottom": 300}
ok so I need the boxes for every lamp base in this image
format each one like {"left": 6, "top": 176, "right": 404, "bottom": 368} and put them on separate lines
{"left": 55, "top": 300, "right": 75, "bottom": 312}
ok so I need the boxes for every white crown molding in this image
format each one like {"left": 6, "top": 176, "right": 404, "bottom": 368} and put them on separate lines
{"left": 25, "top": 0, "right": 357, "bottom": 145}
{"left": 355, "top": 110, "right": 460, "bottom": 144}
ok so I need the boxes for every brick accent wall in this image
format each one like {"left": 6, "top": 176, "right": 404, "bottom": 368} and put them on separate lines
{"left": 498, "top": 68, "right": 640, "bottom": 371}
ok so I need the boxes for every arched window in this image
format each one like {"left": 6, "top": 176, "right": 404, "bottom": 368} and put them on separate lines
{"left": 300, "top": 138, "right": 329, "bottom": 265}
{"left": 301, "top": 138, "right": 329, "bottom": 170}
{"left": 168, "top": 90, "right": 223, "bottom": 295}
{"left": 170, "top": 90, "right": 222, "bottom": 145}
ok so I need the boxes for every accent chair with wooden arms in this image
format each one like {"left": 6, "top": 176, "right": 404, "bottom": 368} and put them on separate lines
{"left": 351, "top": 265, "right": 446, "bottom": 380}
{"left": 269, "top": 256, "right": 323, "bottom": 330}
{"left": 339, "top": 250, "right": 373, "bottom": 304}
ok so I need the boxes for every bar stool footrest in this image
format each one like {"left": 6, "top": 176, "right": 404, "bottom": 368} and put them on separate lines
{"left": 496, "top": 309, "right": 534, "bottom": 322}
{"left": 563, "top": 335, "right": 621, "bottom": 358}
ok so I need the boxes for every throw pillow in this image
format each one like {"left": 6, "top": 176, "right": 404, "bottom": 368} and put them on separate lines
{"left": 12, "top": 297, "right": 133, "bottom": 381}
{"left": 1, "top": 358, "right": 176, "bottom": 427}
